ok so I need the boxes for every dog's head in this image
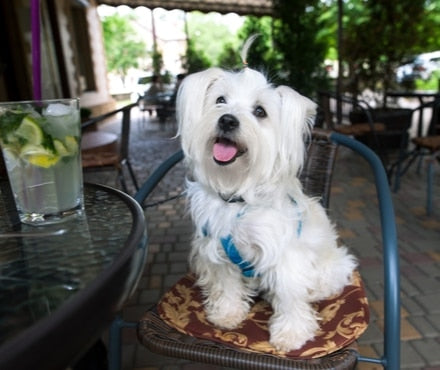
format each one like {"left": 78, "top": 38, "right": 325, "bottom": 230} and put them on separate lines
{"left": 176, "top": 67, "right": 316, "bottom": 199}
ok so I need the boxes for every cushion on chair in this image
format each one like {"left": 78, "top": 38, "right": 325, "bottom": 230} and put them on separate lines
{"left": 157, "top": 271, "right": 369, "bottom": 360}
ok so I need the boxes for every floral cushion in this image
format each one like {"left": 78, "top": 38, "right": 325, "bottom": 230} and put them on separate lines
{"left": 157, "top": 271, "right": 369, "bottom": 359}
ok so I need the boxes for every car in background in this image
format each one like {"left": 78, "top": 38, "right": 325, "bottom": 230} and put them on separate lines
{"left": 130, "top": 75, "right": 174, "bottom": 103}
{"left": 396, "top": 51, "right": 440, "bottom": 83}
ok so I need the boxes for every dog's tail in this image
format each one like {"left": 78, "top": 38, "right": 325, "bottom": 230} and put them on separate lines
{"left": 240, "top": 34, "right": 259, "bottom": 68}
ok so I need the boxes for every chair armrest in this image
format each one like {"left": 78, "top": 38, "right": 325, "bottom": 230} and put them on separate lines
{"left": 330, "top": 132, "right": 400, "bottom": 369}
{"left": 134, "top": 150, "right": 184, "bottom": 204}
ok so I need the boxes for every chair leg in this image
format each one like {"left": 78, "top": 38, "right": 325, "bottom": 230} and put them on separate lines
{"left": 125, "top": 160, "right": 139, "bottom": 190}
{"left": 118, "top": 169, "right": 129, "bottom": 193}
{"left": 108, "top": 315, "right": 137, "bottom": 370}
{"left": 427, "top": 158, "right": 434, "bottom": 215}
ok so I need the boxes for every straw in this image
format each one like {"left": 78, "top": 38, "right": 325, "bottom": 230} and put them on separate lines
{"left": 31, "top": 0, "right": 41, "bottom": 100}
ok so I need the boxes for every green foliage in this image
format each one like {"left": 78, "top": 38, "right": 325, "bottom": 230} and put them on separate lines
{"left": 238, "top": 16, "right": 282, "bottom": 75}
{"left": 415, "top": 70, "right": 440, "bottom": 91}
{"left": 340, "top": 0, "right": 433, "bottom": 101}
{"left": 185, "top": 12, "right": 240, "bottom": 66}
{"left": 101, "top": 13, "right": 147, "bottom": 76}
{"left": 183, "top": 39, "right": 212, "bottom": 74}
{"left": 151, "top": 50, "right": 164, "bottom": 77}
{"left": 272, "top": 0, "right": 330, "bottom": 96}
{"left": 238, "top": 1, "right": 330, "bottom": 97}
{"left": 217, "top": 42, "right": 241, "bottom": 69}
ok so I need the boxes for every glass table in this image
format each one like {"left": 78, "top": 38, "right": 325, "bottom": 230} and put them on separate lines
{"left": 0, "top": 182, "right": 147, "bottom": 370}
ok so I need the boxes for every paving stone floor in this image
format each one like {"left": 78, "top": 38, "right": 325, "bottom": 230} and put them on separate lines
{"left": 83, "top": 107, "right": 440, "bottom": 370}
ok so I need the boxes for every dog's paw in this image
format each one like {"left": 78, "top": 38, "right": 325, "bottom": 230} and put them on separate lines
{"left": 206, "top": 301, "right": 249, "bottom": 330}
{"left": 269, "top": 314, "right": 319, "bottom": 352}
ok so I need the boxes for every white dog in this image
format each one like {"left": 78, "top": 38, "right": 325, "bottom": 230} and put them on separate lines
{"left": 176, "top": 61, "right": 357, "bottom": 352}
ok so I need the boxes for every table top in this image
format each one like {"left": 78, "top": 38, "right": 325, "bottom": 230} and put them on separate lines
{"left": 0, "top": 183, "right": 147, "bottom": 370}
{"left": 81, "top": 131, "right": 118, "bottom": 152}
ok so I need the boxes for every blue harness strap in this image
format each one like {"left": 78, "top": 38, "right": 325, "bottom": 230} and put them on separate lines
{"left": 202, "top": 201, "right": 302, "bottom": 278}
{"left": 220, "top": 235, "right": 256, "bottom": 277}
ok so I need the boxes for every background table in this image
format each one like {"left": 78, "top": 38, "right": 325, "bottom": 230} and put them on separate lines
{"left": 386, "top": 91, "right": 440, "bottom": 136}
{"left": 0, "top": 183, "right": 147, "bottom": 370}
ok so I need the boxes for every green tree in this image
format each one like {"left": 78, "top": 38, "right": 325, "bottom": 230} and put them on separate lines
{"left": 238, "top": 16, "right": 282, "bottom": 74}
{"left": 237, "top": 1, "right": 330, "bottom": 97}
{"left": 184, "top": 11, "right": 243, "bottom": 72}
{"left": 101, "top": 13, "right": 146, "bottom": 81}
{"left": 339, "top": 0, "right": 435, "bottom": 102}
{"left": 272, "top": 0, "right": 330, "bottom": 96}
{"left": 183, "top": 38, "right": 212, "bottom": 74}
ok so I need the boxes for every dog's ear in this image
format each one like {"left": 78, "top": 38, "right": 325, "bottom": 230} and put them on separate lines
{"left": 176, "top": 68, "right": 224, "bottom": 145}
{"left": 276, "top": 86, "right": 317, "bottom": 174}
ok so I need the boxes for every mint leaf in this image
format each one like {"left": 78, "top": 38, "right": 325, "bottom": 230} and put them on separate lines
{"left": 0, "top": 111, "right": 27, "bottom": 144}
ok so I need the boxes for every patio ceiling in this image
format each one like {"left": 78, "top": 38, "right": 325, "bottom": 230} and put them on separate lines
{"left": 95, "top": 0, "right": 274, "bottom": 16}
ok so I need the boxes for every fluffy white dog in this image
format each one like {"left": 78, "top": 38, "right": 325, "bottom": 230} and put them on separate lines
{"left": 176, "top": 62, "right": 357, "bottom": 352}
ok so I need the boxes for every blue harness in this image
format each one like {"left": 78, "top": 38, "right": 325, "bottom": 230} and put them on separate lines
{"left": 202, "top": 199, "right": 302, "bottom": 278}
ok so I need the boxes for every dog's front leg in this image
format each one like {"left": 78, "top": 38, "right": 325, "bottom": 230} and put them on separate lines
{"left": 191, "top": 238, "right": 252, "bottom": 330}
{"left": 266, "top": 273, "right": 320, "bottom": 352}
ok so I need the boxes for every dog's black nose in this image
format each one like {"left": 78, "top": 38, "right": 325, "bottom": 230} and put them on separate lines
{"left": 218, "top": 114, "right": 239, "bottom": 132}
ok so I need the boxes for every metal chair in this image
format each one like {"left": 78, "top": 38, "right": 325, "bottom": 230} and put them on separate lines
{"left": 132, "top": 129, "right": 400, "bottom": 369}
{"left": 317, "top": 91, "right": 386, "bottom": 149}
{"left": 81, "top": 103, "right": 139, "bottom": 194}
{"left": 318, "top": 91, "right": 413, "bottom": 188}
{"left": 391, "top": 98, "right": 440, "bottom": 213}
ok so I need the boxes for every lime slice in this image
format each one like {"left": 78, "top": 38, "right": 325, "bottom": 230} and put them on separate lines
{"left": 53, "top": 136, "right": 78, "bottom": 157}
{"left": 54, "top": 139, "right": 68, "bottom": 156}
{"left": 64, "top": 136, "right": 78, "bottom": 155}
{"left": 21, "top": 144, "right": 60, "bottom": 168}
{"left": 15, "top": 116, "right": 44, "bottom": 145}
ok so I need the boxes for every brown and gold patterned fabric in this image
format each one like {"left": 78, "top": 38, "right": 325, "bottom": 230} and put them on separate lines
{"left": 158, "top": 271, "right": 369, "bottom": 359}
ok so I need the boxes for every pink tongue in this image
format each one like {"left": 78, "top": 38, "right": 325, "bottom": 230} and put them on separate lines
{"left": 213, "top": 141, "right": 238, "bottom": 162}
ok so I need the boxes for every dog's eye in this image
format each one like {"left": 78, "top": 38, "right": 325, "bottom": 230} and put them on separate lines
{"left": 254, "top": 105, "right": 267, "bottom": 118}
{"left": 216, "top": 96, "right": 226, "bottom": 104}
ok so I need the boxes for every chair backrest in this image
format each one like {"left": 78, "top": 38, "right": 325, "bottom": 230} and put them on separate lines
{"left": 317, "top": 91, "right": 376, "bottom": 129}
{"left": 301, "top": 131, "right": 338, "bottom": 208}
{"left": 410, "top": 97, "right": 440, "bottom": 137}
{"left": 81, "top": 103, "right": 137, "bottom": 161}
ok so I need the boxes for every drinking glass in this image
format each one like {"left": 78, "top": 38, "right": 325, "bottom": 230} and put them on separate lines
{"left": 0, "top": 98, "right": 83, "bottom": 225}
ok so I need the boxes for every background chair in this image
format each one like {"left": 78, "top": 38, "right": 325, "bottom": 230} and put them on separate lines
{"left": 391, "top": 98, "right": 440, "bottom": 212}
{"left": 134, "top": 130, "right": 400, "bottom": 369}
{"left": 318, "top": 91, "right": 413, "bottom": 190}
{"left": 317, "top": 91, "right": 385, "bottom": 148}
{"left": 81, "top": 103, "right": 139, "bottom": 194}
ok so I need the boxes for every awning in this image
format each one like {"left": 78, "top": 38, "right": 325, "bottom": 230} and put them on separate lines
{"left": 95, "top": 0, "right": 273, "bottom": 16}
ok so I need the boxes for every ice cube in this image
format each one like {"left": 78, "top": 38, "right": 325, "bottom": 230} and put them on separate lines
{"left": 44, "top": 103, "right": 72, "bottom": 117}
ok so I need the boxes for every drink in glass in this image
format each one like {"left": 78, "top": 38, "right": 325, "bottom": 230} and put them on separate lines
{"left": 0, "top": 98, "right": 83, "bottom": 225}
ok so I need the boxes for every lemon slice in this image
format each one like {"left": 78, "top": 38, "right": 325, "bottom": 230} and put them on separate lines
{"left": 15, "top": 116, "right": 44, "bottom": 145}
{"left": 21, "top": 144, "right": 60, "bottom": 168}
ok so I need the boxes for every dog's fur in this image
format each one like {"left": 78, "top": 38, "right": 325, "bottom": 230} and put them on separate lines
{"left": 176, "top": 66, "right": 357, "bottom": 352}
